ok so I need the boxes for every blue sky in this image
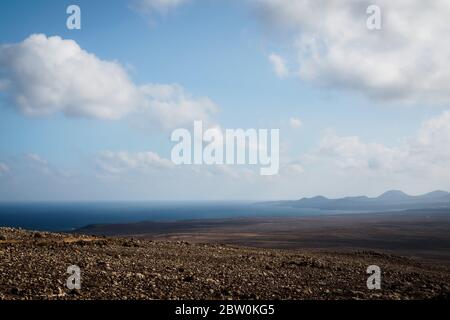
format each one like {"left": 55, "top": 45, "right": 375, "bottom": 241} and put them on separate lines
{"left": 1, "top": 0, "right": 450, "bottom": 201}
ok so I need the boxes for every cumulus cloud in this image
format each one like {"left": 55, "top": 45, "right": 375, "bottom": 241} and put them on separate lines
{"left": 26, "top": 153, "right": 49, "bottom": 167}
{"left": 268, "top": 53, "right": 289, "bottom": 78}
{"left": 95, "top": 150, "right": 174, "bottom": 175}
{"left": 23, "top": 153, "right": 75, "bottom": 178}
{"left": 315, "top": 131, "right": 405, "bottom": 173}
{"left": 24, "top": 153, "right": 53, "bottom": 176}
{"left": 0, "top": 153, "right": 74, "bottom": 180}
{"left": 254, "top": 0, "right": 450, "bottom": 104}
{"left": 0, "top": 34, "right": 138, "bottom": 119}
{"left": 289, "top": 117, "right": 302, "bottom": 129}
{"left": 139, "top": 84, "right": 218, "bottom": 130}
{"left": 0, "top": 34, "right": 217, "bottom": 129}
{"left": 131, "top": 0, "right": 188, "bottom": 15}
{"left": 309, "top": 110, "right": 450, "bottom": 178}
{"left": 94, "top": 148, "right": 269, "bottom": 180}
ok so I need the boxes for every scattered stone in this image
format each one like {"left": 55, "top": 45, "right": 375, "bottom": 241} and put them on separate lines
{"left": 0, "top": 227, "right": 449, "bottom": 300}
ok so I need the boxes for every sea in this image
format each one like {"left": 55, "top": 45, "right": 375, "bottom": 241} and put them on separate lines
{"left": 0, "top": 201, "right": 356, "bottom": 231}
{"left": 0, "top": 201, "right": 340, "bottom": 232}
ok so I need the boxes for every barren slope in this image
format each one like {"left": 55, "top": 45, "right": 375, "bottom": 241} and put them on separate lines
{"left": 0, "top": 228, "right": 449, "bottom": 300}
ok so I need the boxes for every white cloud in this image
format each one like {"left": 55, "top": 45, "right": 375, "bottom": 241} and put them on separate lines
{"left": 289, "top": 117, "right": 302, "bottom": 129}
{"left": 94, "top": 148, "right": 265, "bottom": 180}
{"left": 0, "top": 162, "right": 10, "bottom": 176}
{"left": 0, "top": 34, "right": 217, "bottom": 129}
{"left": 26, "top": 153, "right": 49, "bottom": 167}
{"left": 131, "top": 0, "right": 188, "bottom": 15}
{"left": 95, "top": 150, "right": 174, "bottom": 175}
{"left": 0, "top": 34, "right": 138, "bottom": 120}
{"left": 16, "top": 153, "right": 74, "bottom": 179}
{"left": 254, "top": 0, "right": 450, "bottom": 104}
{"left": 316, "top": 131, "right": 404, "bottom": 173}
{"left": 281, "top": 163, "right": 304, "bottom": 175}
{"left": 268, "top": 53, "right": 289, "bottom": 78}
{"left": 24, "top": 153, "right": 71, "bottom": 177}
{"left": 309, "top": 110, "right": 450, "bottom": 179}
{"left": 139, "top": 84, "right": 218, "bottom": 130}
{"left": 279, "top": 110, "right": 450, "bottom": 196}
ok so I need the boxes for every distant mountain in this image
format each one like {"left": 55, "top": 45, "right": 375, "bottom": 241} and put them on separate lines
{"left": 264, "top": 190, "right": 450, "bottom": 211}
{"left": 377, "top": 190, "right": 411, "bottom": 201}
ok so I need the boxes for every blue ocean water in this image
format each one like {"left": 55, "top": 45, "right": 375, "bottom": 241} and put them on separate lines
{"left": 0, "top": 202, "right": 331, "bottom": 232}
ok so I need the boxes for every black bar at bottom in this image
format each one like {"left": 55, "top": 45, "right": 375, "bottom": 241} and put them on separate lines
{"left": 0, "top": 300, "right": 447, "bottom": 319}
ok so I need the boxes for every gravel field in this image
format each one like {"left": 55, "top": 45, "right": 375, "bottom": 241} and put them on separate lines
{"left": 1, "top": 227, "right": 449, "bottom": 300}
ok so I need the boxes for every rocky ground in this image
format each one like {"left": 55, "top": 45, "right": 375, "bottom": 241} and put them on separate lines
{"left": 0, "top": 227, "right": 449, "bottom": 300}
